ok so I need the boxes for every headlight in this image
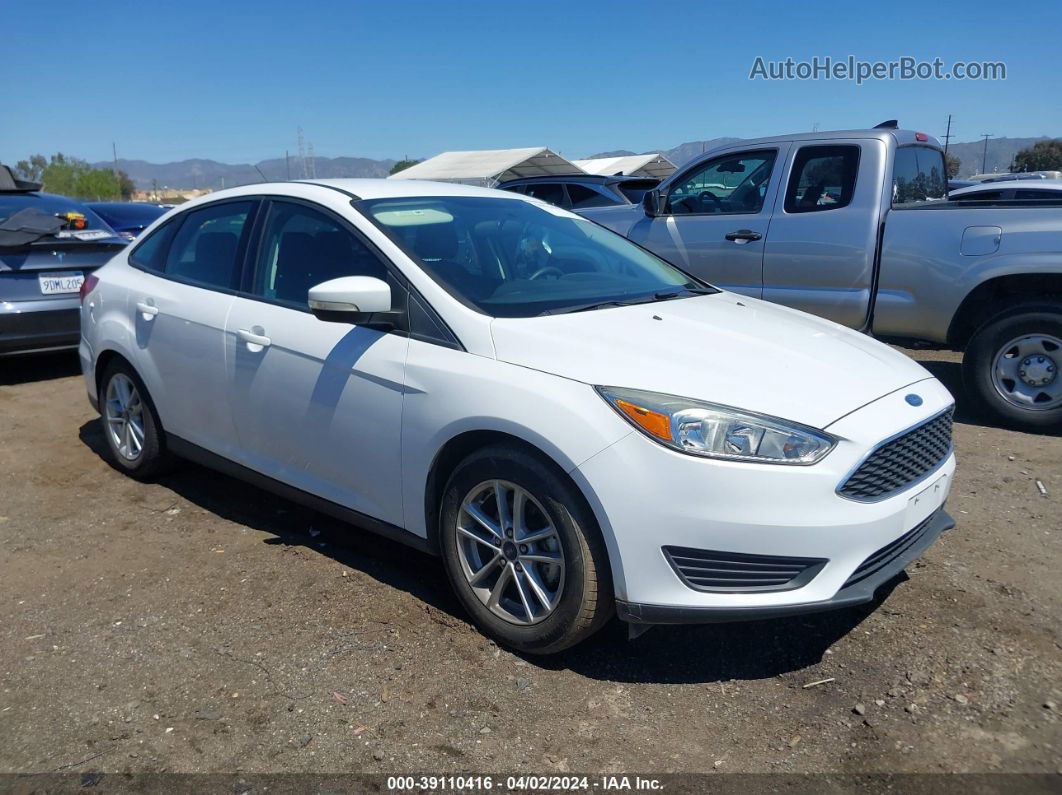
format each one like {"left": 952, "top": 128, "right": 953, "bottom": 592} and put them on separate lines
{"left": 596, "top": 386, "right": 836, "bottom": 465}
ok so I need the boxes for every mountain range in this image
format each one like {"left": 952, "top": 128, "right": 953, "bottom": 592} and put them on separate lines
{"left": 94, "top": 135, "right": 1051, "bottom": 190}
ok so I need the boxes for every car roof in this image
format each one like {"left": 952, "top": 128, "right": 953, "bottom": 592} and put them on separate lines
{"left": 709, "top": 127, "right": 941, "bottom": 151}
{"left": 188, "top": 178, "right": 521, "bottom": 203}
{"left": 950, "top": 179, "right": 1062, "bottom": 196}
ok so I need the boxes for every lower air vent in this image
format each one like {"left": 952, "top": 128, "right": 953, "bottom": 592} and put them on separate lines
{"left": 843, "top": 514, "right": 935, "bottom": 588}
{"left": 663, "top": 546, "right": 827, "bottom": 593}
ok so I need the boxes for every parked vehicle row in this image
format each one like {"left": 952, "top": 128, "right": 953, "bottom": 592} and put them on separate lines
{"left": 499, "top": 174, "right": 661, "bottom": 210}
{"left": 0, "top": 166, "right": 169, "bottom": 357}
{"left": 0, "top": 167, "right": 128, "bottom": 356}
{"left": 573, "top": 126, "right": 1062, "bottom": 429}
{"left": 80, "top": 178, "right": 956, "bottom": 652}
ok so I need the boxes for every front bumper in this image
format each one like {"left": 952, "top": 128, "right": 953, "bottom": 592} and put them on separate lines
{"left": 618, "top": 507, "right": 953, "bottom": 624}
{"left": 571, "top": 377, "right": 957, "bottom": 622}
{"left": 0, "top": 297, "right": 81, "bottom": 356}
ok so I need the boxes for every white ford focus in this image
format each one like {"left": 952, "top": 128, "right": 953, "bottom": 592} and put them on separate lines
{"left": 80, "top": 179, "right": 955, "bottom": 652}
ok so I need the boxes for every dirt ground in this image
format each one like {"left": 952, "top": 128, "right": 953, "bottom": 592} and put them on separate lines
{"left": 0, "top": 347, "right": 1059, "bottom": 776}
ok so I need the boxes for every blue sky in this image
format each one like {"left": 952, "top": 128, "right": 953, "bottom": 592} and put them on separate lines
{"left": 3, "top": 0, "right": 1059, "bottom": 164}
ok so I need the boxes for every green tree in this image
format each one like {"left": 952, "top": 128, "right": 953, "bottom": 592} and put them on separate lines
{"left": 14, "top": 154, "right": 47, "bottom": 182}
{"left": 118, "top": 170, "right": 137, "bottom": 199}
{"left": 945, "top": 153, "right": 961, "bottom": 179}
{"left": 389, "top": 159, "right": 421, "bottom": 175}
{"left": 1012, "top": 139, "right": 1062, "bottom": 172}
{"left": 13, "top": 153, "right": 123, "bottom": 199}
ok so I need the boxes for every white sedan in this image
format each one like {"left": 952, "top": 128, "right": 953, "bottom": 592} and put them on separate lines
{"left": 79, "top": 179, "right": 956, "bottom": 652}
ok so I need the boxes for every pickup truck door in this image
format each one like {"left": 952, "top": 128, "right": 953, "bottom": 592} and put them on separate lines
{"left": 625, "top": 145, "right": 789, "bottom": 298}
{"left": 761, "top": 139, "right": 885, "bottom": 328}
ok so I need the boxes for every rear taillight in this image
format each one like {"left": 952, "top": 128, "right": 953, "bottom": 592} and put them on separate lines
{"left": 915, "top": 132, "right": 929, "bottom": 142}
{"left": 79, "top": 274, "right": 100, "bottom": 304}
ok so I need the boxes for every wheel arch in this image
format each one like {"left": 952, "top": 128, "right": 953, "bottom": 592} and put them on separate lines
{"left": 948, "top": 272, "right": 1062, "bottom": 348}
{"left": 422, "top": 429, "right": 617, "bottom": 590}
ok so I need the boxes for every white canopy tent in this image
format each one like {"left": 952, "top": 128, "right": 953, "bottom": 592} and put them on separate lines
{"left": 388, "top": 147, "right": 583, "bottom": 186}
{"left": 571, "top": 153, "right": 677, "bottom": 179}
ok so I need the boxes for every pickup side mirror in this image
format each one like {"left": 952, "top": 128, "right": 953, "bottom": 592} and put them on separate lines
{"left": 308, "top": 275, "right": 393, "bottom": 325}
{"left": 643, "top": 188, "right": 665, "bottom": 217}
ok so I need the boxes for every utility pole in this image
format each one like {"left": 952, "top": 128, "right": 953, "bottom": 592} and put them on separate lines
{"left": 112, "top": 142, "right": 121, "bottom": 196}
{"left": 942, "top": 115, "right": 953, "bottom": 155}
{"left": 297, "top": 127, "right": 308, "bottom": 178}
{"left": 285, "top": 150, "right": 291, "bottom": 180}
{"left": 980, "top": 133, "right": 992, "bottom": 173}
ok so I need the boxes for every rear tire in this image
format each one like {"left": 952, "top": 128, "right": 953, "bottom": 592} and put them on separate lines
{"left": 98, "top": 360, "right": 174, "bottom": 480}
{"left": 962, "top": 301, "right": 1062, "bottom": 430}
{"left": 439, "top": 444, "right": 613, "bottom": 654}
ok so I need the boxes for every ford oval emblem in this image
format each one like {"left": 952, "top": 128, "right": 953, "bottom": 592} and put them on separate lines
{"left": 905, "top": 394, "right": 923, "bottom": 406}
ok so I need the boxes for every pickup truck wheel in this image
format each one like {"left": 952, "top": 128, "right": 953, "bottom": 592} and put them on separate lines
{"left": 438, "top": 445, "right": 613, "bottom": 654}
{"left": 963, "top": 302, "right": 1062, "bottom": 429}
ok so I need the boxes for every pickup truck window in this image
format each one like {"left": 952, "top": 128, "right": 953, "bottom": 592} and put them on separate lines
{"left": 892, "top": 146, "right": 947, "bottom": 206}
{"left": 784, "top": 145, "right": 860, "bottom": 213}
{"left": 667, "top": 150, "right": 776, "bottom": 215}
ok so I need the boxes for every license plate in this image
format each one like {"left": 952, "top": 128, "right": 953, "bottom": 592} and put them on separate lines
{"left": 905, "top": 473, "right": 949, "bottom": 528}
{"left": 38, "top": 271, "right": 84, "bottom": 295}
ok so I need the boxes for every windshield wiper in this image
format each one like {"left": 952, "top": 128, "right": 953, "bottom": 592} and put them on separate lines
{"left": 538, "top": 287, "right": 714, "bottom": 316}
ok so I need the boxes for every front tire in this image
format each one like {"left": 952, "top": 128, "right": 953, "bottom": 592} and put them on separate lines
{"left": 439, "top": 445, "right": 613, "bottom": 654}
{"left": 963, "top": 301, "right": 1062, "bottom": 430}
{"left": 98, "top": 360, "right": 173, "bottom": 480}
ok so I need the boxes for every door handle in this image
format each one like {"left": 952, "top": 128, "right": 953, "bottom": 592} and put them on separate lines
{"left": 724, "top": 229, "right": 762, "bottom": 242}
{"left": 237, "top": 328, "right": 271, "bottom": 348}
{"left": 135, "top": 301, "right": 159, "bottom": 318}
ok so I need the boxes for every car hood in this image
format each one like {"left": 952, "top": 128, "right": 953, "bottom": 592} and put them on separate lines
{"left": 489, "top": 292, "right": 934, "bottom": 429}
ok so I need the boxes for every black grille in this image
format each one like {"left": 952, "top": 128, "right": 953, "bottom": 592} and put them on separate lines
{"left": 839, "top": 411, "right": 953, "bottom": 501}
{"left": 843, "top": 514, "right": 935, "bottom": 588}
{"left": 663, "top": 546, "right": 827, "bottom": 593}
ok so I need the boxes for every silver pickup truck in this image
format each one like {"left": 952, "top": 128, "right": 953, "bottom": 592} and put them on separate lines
{"left": 580, "top": 126, "right": 1062, "bottom": 430}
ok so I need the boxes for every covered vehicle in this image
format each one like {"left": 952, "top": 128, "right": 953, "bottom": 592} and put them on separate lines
{"left": 86, "top": 201, "right": 168, "bottom": 240}
{"left": 0, "top": 165, "right": 127, "bottom": 356}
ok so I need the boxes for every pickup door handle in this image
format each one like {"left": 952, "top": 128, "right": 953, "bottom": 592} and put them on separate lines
{"left": 724, "top": 229, "right": 762, "bottom": 242}
{"left": 135, "top": 301, "right": 159, "bottom": 318}
{"left": 237, "top": 328, "right": 271, "bottom": 348}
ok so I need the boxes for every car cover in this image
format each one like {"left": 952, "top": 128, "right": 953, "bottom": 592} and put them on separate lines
{"left": 0, "top": 207, "right": 65, "bottom": 247}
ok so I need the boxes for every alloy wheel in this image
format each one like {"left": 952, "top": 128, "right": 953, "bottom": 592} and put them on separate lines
{"left": 104, "top": 373, "right": 146, "bottom": 461}
{"left": 455, "top": 480, "right": 565, "bottom": 625}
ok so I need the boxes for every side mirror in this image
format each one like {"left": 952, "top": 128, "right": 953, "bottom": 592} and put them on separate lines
{"left": 308, "top": 275, "right": 393, "bottom": 325}
{"left": 643, "top": 188, "right": 664, "bottom": 217}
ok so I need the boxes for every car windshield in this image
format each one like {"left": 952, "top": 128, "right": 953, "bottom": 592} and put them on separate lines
{"left": 358, "top": 195, "right": 709, "bottom": 318}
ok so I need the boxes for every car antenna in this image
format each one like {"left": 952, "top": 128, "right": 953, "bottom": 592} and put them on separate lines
{"left": 253, "top": 165, "right": 269, "bottom": 183}
{"left": 873, "top": 119, "right": 899, "bottom": 129}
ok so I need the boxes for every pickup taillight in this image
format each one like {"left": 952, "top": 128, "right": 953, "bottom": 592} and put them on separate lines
{"left": 79, "top": 274, "right": 100, "bottom": 304}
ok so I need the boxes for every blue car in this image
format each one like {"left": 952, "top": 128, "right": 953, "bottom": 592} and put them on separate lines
{"left": 85, "top": 201, "right": 168, "bottom": 241}
{"left": 0, "top": 166, "right": 127, "bottom": 356}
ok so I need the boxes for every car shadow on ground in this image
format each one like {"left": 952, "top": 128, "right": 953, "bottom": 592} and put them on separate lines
{"left": 0, "top": 351, "right": 81, "bottom": 386}
{"left": 79, "top": 417, "right": 901, "bottom": 685}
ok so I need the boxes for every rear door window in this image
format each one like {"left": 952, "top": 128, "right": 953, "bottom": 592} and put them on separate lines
{"left": 892, "top": 146, "right": 947, "bottom": 205}
{"left": 163, "top": 201, "right": 255, "bottom": 290}
{"left": 566, "top": 183, "right": 616, "bottom": 209}
{"left": 523, "top": 183, "right": 569, "bottom": 208}
{"left": 784, "top": 145, "right": 860, "bottom": 213}
{"left": 128, "top": 219, "right": 179, "bottom": 271}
